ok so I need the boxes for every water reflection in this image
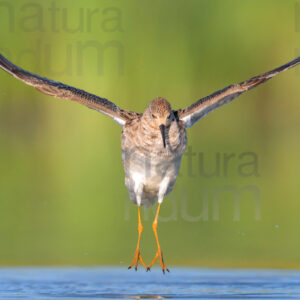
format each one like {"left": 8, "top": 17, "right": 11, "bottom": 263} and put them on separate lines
{"left": 126, "top": 296, "right": 167, "bottom": 299}
{"left": 0, "top": 267, "right": 299, "bottom": 299}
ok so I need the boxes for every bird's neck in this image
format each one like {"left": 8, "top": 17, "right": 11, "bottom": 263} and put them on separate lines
{"left": 138, "top": 117, "right": 185, "bottom": 156}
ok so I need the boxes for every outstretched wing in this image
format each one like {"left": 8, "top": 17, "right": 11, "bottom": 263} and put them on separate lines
{"left": 0, "top": 54, "right": 139, "bottom": 125}
{"left": 177, "top": 57, "right": 300, "bottom": 128}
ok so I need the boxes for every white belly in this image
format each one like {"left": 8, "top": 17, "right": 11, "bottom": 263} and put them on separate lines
{"left": 124, "top": 154, "right": 182, "bottom": 207}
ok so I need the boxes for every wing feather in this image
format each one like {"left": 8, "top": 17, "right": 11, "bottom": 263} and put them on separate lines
{"left": 177, "top": 57, "right": 300, "bottom": 128}
{"left": 0, "top": 53, "right": 139, "bottom": 125}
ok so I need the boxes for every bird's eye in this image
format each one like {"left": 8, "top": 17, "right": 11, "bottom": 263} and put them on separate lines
{"left": 152, "top": 114, "right": 157, "bottom": 119}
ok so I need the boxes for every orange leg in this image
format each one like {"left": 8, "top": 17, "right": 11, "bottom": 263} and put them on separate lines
{"left": 128, "top": 206, "right": 147, "bottom": 271}
{"left": 147, "top": 203, "right": 169, "bottom": 273}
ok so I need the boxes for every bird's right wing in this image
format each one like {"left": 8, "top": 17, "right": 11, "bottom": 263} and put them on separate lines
{"left": 177, "top": 57, "right": 300, "bottom": 128}
{"left": 0, "top": 54, "right": 140, "bottom": 125}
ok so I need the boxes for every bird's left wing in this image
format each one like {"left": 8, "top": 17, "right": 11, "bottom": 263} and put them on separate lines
{"left": 0, "top": 53, "right": 139, "bottom": 125}
{"left": 177, "top": 57, "right": 300, "bottom": 128}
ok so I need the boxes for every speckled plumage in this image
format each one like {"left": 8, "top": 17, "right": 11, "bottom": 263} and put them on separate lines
{"left": 1, "top": 52, "right": 299, "bottom": 271}
{"left": 121, "top": 98, "right": 187, "bottom": 206}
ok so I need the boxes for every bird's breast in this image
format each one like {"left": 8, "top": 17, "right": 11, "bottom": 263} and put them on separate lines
{"left": 121, "top": 118, "right": 187, "bottom": 203}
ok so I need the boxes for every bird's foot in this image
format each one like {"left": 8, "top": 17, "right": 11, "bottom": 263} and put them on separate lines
{"left": 147, "top": 250, "right": 169, "bottom": 274}
{"left": 128, "top": 248, "right": 147, "bottom": 271}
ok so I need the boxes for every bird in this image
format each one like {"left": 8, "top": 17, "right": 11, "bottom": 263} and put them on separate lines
{"left": 0, "top": 53, "right": 299, "bottom": 273}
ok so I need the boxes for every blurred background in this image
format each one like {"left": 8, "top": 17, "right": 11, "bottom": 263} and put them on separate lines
{"left": 0, "top": 0, "right": 299, "bottom": 268}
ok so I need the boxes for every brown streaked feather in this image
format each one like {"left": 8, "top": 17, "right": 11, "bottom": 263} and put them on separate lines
{"left": 0, "top": 53, "right": 139, "bottom": 125}
{"left": 177, "top": 57, "right": 300, "bottom": 127}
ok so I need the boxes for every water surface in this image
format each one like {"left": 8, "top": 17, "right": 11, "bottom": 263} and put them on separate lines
{"left": 0, "top": 267, "right": 299, "bottom": 299}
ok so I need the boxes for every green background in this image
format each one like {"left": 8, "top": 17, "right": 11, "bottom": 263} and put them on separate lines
{"left": 0, "top": 0, "right": 299, "bottom": 268}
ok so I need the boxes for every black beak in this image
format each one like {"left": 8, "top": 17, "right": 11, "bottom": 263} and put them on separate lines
{"left": 159, "top": 124, "right": 166, "bottom": 148}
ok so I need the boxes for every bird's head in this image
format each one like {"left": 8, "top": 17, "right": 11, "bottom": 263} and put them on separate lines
{"left": 144, "top": 97, "right": 174, "bottom": 148}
